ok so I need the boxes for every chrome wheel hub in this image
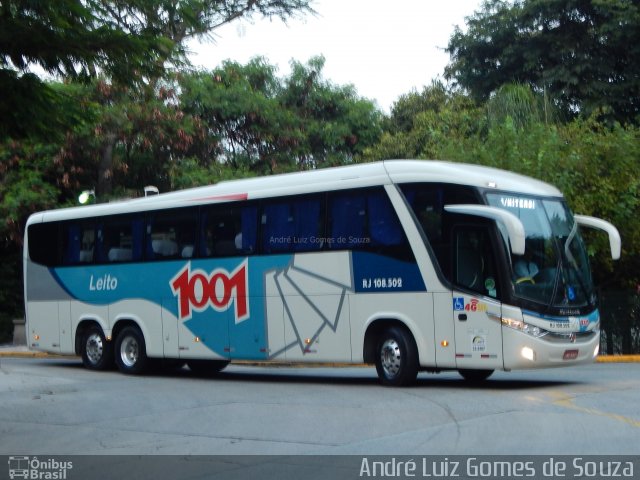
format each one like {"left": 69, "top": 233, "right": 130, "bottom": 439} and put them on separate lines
{"left": 380, "top": 338, "right": 402, "bottom": 378}
{"left": 120, "top": 336, "right": 139, "bottom": 368}
{"left": 86, "top": 333, "right": 104, "bottom": 365}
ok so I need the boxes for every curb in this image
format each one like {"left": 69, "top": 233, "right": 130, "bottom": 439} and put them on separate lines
{"left": 595, "top": 355, "right": 640, "bottom": 363}
{"left": 0, "top": 350, "right": 72, "bottom": 358}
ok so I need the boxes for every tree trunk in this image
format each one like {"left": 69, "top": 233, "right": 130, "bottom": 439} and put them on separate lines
{"left": 97, "top": 132, "right": 116, "bottom": 199}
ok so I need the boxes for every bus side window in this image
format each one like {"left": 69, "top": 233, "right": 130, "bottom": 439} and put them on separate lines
{"left": 328, "top": 191, "right": 367, "bottom": 249}
{"left": 28, "top": 222, "right": 61, "bottom": 266}
{"left": 62, "top": 222, "right": 95, "bottom": 265}
{"left": 453, "top": 226, "right": 499, "bottom": 299}
{"left": 367, "top": 189, "right": 404, "bottom": 247}
{"left": 260, "top": 194, "right": 323, "bottom": 253}
{"left": 400, "top": 183, "right": 482, "bottom": 281}
{"left": 147, "top": 208, "right": 197, "bottom": 260}
{"left": 201, "top": 203, "right": 257, "bottom": 257}
{"left": 96, "top": 215, "right": 144, "bottom": 263}
{"left": 328, "top": 187, "right": 412, "bottom": 260}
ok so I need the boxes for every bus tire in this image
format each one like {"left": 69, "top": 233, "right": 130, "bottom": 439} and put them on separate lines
{"left": 114, "top": 326, "right": 149, "bottom": 375}
{"left": 81, "top": 325, "right": 113, "bottom": 371}
{"left": 459, "top": 369, "right": 494, "bottom": 382}
{"left": 187, "top": 360, "right": 230, "bottom": 375}
{"left": 375, "top": 326, "right": 419, "bottom": 387}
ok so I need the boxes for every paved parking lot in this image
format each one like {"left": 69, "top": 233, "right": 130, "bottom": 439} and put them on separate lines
{"left": 1, "top": 356, "right": 639, "bottom": 455}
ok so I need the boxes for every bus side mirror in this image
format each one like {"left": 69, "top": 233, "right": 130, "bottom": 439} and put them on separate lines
{"left": 444, "top": 204, "right": 526, "bottom": 256}
{"left": 574, "top": 215, "right": 621, "bottom": 260}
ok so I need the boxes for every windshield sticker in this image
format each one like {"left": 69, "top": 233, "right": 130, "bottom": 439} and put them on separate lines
{"left": 499, "top": 196, "right": 536, "bottom": 210}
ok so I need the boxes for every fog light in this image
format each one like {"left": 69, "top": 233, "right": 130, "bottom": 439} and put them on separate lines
{"left": 521, "top": 346, "right": 535, "bottom": 361}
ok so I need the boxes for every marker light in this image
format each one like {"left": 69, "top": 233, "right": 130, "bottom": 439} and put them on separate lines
{"left": 593, "top": 344, "right": 600, "bottom": 358}
{"left": 441, "top": 340, "right": 449, "bottom": 347}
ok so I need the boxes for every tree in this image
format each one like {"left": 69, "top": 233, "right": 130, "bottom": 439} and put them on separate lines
{"left": 0, "top": 0, "right": 314, "bottom": 340}
{"left": 0, "top": 0, "right": 314, "bottom": 140}
{"left": 178, "top": 56, "right": 382, "bottom": 175}
{"left": 363, "top": 81, "right": 485, "bottom": 161}
{"left": 445, "top": 0, "right": 640, "bottom": 124}
{"left": 0, "top": 0, "right": 166, "bottom": 139}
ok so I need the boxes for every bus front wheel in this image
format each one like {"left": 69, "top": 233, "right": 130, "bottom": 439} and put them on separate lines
{"left": 375, "top": 326, "right": 419, "bottom": 387}
{"left": 81, "top": 326, "right": 113, "bottom": 370}
{"left": 114, "top": 326, "right": 149, "bottom": 375}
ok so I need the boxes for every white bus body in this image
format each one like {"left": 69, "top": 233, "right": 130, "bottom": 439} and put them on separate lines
{"left": 23, "top": 160, "right": 620, "bottom": 385}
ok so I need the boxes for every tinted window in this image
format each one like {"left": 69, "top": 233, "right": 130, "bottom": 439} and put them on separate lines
{"left": 62, "top": 221, "right": 96, "bottom": 265}
{"left": 261, "top": 194, "right": 324, "bottom": 253}
{"left": 401, "top": 183, "right": 480, "bottom": 279}
{"left": 28, "top": 222, "right": 60, "bottom": 267}
{"left": 201, "top": 203, "right": 257, "bottom": 257}
{"left": 328, "top": 187, "right": 412, "bottom": 260}
{"left": 96, "top": 215, "right": 144, "bottom": 263}
{"left": 454, "top": 225, "right": 500, "bottom": 298}
{"left": 147, "top": 208, "right": 198, "bottom": 260}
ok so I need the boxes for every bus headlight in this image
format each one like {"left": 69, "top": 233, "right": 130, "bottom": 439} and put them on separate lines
{"left": 501, "top": 317, "right": 549, "bottom": 338}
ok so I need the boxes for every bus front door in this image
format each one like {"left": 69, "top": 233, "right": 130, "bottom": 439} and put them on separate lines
{"left": 450, "top": 225, "right": 504, "bottom": 370}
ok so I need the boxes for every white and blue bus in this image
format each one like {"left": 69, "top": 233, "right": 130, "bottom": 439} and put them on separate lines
{"left": 24, "top": 160, "right": 621, "bottom": 386}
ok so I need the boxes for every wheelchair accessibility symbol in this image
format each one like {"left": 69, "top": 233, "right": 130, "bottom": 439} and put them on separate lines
{"left": 453, "top": 297, "right": 465, "bottom": 311}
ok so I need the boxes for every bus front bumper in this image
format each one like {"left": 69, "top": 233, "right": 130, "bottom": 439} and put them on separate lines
{"left": 502, "top": 327, "right": 600, "bottom": 370}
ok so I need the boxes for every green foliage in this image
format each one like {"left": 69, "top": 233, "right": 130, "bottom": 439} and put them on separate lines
{"left": 366, "top": 82, "right": 639, "bottom": 290}
{"left": 363, "top": 81, "right": 485, "bottom": 161}
{"left": 168, "top": 158, "right": 255, "bottom": 190}
{"left": 0, "top": 243, "right": 20, "bottom": 343}
{"left": 0, "top": 142, "right": 64, "bottom": 242}
{"left": 486, "top": 83, "right": 560, "bottom": 128}
{"left": 446, "top": 0, "right": 640, "bottom": 124}
{"left": 0, "top": 0, "right": 314, "bottom": 141}
{"left": 0, "top": 142, "right": 64, "bottom": 340}
{"left": 180, "top": 56, "right": 382, "bottom": 173}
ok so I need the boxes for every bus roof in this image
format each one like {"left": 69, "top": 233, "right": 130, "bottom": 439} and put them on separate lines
{"left": 28, "top": 160, "right": 563, "bottom": 224}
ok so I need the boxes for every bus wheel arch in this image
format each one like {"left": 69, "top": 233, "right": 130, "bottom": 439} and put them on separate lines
{"left": 112, "top": 320, "right": 150, "bottom": 375}
{"left": 77, "top": 320, "right": 114, "bottom": 371}
{"left": 364, "top": 319, "right": 419, "bottom": 387}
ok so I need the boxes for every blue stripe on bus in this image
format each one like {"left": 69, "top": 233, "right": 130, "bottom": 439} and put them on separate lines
{"left": 51, "top": 252, "right": 426, "bottom": 359}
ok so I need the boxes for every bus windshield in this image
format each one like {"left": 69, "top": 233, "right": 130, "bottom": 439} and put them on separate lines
{"left": 487, "top": 193, "right": 595, "bottom": 310}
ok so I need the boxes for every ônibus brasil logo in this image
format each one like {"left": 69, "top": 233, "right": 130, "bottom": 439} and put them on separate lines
{"left": 170, "top": 260, "right": 249, "bottom": 324}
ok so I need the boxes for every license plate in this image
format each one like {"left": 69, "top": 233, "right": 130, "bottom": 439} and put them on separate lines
{"left": 563, "top": 349, "right": 579, "bottom": 360}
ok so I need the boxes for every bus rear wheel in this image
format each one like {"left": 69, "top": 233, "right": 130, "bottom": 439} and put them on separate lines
{"left": 81, "top": 326, "right": 113, "bottom": 370}
{"left": 114, "top": 326, "right": 149, "bottom": 375}
{"left": 375, "top": 326, "right": 419, "bottom": 387}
